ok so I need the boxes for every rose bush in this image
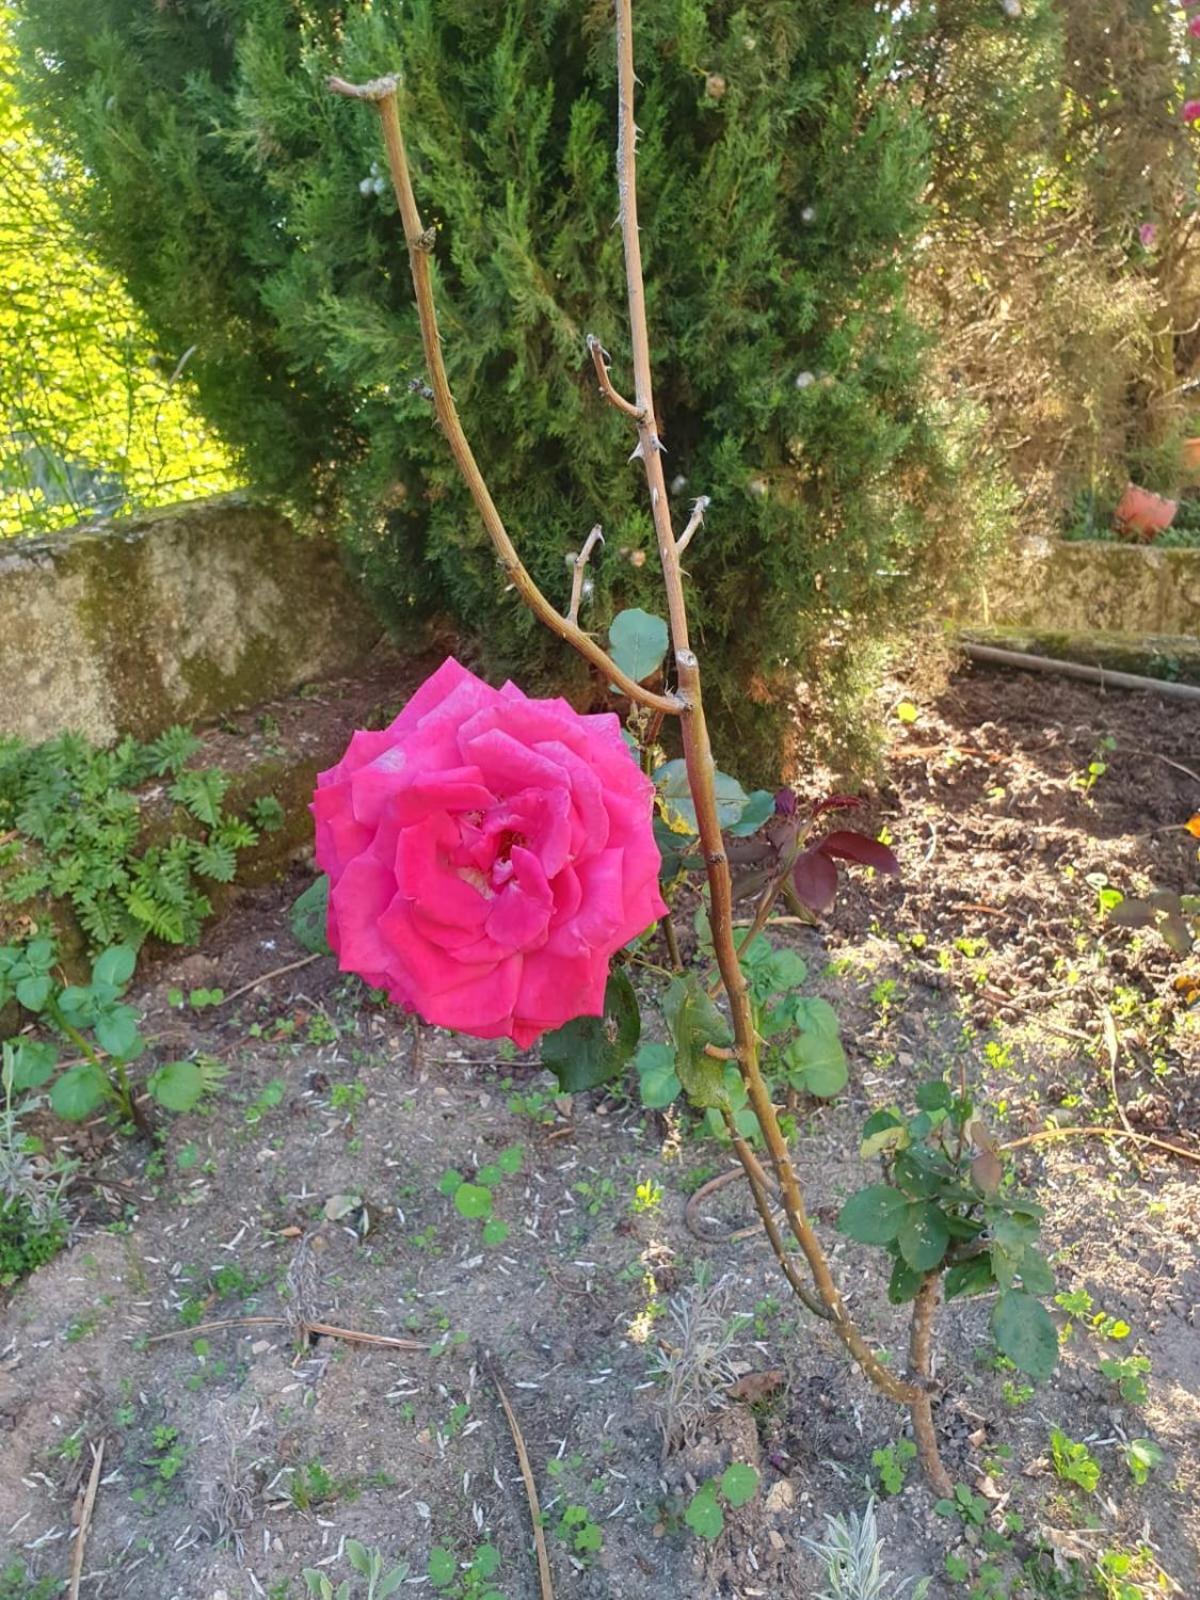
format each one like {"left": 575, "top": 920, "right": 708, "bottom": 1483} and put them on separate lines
{"left": 312, "top": 658, "right": 666, "bottom": 1047}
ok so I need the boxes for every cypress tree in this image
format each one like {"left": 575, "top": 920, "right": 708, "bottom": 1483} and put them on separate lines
{"left": 15, "top": 1, "right": 1004, "bottom": 776}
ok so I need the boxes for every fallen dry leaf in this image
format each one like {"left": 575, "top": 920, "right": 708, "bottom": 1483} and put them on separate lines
{"left": 727, "top": 1369, "right": 786, "bottom": 1404}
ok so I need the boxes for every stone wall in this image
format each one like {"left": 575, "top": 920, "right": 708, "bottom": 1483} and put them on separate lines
{"left": 0, "top": 496, "right": 383, "bottom": 743}
{"left": 979, "top": 540, "right": 1200, "bottom": 637}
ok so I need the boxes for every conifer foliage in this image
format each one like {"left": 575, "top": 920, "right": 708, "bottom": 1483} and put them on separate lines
{"left": 14, "top": 1, "right": 1001, "bottom": 774}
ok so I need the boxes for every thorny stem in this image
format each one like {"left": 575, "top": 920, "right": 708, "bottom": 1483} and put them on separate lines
{"left": 566, "top": 524, "right": 604, "bottom": 627}
{"left": 908, "top": 1275, "right": 952, "bottom": 1495}
{"left": 327, "top": 75, "right": 680, "bottom": 719}
{"left": 607, "top": 0, "right": 940, "bottom": 1449}
{"left": 721, "top": 1110, "right": 829, "bottom": 1321}
{"left": 331, "top": 9, "right": 950, "bottom": 1489}
{"left": 660, "top": 913, "right": 682, "bottom": 973}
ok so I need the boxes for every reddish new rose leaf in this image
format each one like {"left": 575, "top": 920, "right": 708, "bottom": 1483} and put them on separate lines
{"left": 811, "top": 793, "right": 863, "bottom": 821}
{"left": 818, "top": 831, "right": 900, "bottom": 875}
{"left": 792, "top": 845, "right": 839, "bottom": 914}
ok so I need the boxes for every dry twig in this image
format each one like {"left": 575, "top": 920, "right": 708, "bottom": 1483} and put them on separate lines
{"left": 485, "top": 1358, "right": 555, "bottom": 1600}
{"left": 68, "top": 1438, "right": 104, "bottom": 1600}
{"left": 215, "top": 952, "right": 321, "bottom": 1008}
{"left": 146, "top": 1315, "right": 430, "bottom": 1350}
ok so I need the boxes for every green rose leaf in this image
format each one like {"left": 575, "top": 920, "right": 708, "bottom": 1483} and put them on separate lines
{"left": 662, "top": 972, "right": 733, "bottom": 1109}
{"left": 726, "top": 789, "right": 776, "bottom": 837}
{"left": 656, "top": 760, "right": 751, "bottom": 832}
{"left": 837, "top": 1185, "right": 910, "bottom": 1246}
{"left": 50, "top": 1061, "right": 109, "bottom": 1121}
{"left": 915, "top": 1079, "right": 952, "bottom": 1112}
{"left": 887, "top": 1252, "right": 925, "bottom": 1304}
{"left": 1018, "top": 1246, "right": 1055, "bottom": 1297}
{"left": 291, "top": 875, "right": 333, "bottom": 956}
{"left": 944, "top": 1254, "right": 997, "bottom": 1300}
{"left": 609, "top": 607, "right": 669, "bottom": 683}
{"left": 992, "top": 1289, "right": 1058, "bottom": 1380}
{"left": 719, "top": 1462, "right": 759, "bottom": 1507}
{"left": 860, "top": 1108, "right": 909, "bottom": 1159}
{"left": 897, "top": 1201, "right": 951, "bottom": 1271}
{"left": 147, "top": 1058, "right": 205, "bottom": 1112}
{"left": 540, "top": 968, "right": 641, "bottom": 1093}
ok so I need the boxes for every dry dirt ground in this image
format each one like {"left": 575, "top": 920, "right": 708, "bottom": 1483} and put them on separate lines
{"left": 1, "top": 660, "right": 1198, "bottom": 1600}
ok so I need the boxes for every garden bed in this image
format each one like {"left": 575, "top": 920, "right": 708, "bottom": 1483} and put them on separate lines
{"left": 1, "top": 659, "right": 1197, "bottom": 1599}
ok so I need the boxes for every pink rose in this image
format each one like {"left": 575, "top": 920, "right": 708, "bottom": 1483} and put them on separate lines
{"left": 312, "top": 658, "right": 667, "bottom": 1048}
{"left": 1184, "top": 99, "right": 1200, "bottom": 123}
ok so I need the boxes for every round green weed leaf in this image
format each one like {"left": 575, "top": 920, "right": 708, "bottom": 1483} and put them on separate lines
{"left": 454, "top": 1183, "right": 493, "bottom": 1220}
{"left": 635, "top": 1042, "right": 681, "bottom": 1109}
{"left": 93, "top": 945, "right": 137, "bottom": 989}
{"left": 148, "top": 1058, "right": 205, "bottom": 1112}
{"left": 428, "top": 1547, "right": 456, "bottom": 1588}
{"left": 50, "top": 1061, "right": 109, "bottom": 1121}
{"left": 719, "top": 1462, "right": 759, "bottom": 1507}
{"left": 684, "top": 1483, "right": 724, "bottom": 1540}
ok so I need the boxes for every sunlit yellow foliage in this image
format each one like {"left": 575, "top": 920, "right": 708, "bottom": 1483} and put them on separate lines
{"left": 0, "top": 11, "right": 235, "bottom": 537}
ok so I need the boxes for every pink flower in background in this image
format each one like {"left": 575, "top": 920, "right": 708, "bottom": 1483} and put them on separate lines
{"left": 313, "top": 658, "right": 666, "bottom": 1048}
{"left": 1184, "top": 100, "right": 1200, "bottom": 123}
{"left": 1139, "top": 222, "right": 1158, "bottom": 249}
{"left": 1191, "top": 16, "right": 1200, "bottom": 38}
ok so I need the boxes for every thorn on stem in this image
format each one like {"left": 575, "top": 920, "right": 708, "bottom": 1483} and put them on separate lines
{"left": 676, "top": 494, "right": 711, "bottom": 556}
{"left": 565, "top": 524, "right": 605, "bottom": 626}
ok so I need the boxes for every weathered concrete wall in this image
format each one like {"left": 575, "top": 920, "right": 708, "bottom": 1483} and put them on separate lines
{"left": 0, "top": 496, "right": 383, "bottom": 743}
{"left": 979, "top": 540, "right": 1200, "bottom": 636}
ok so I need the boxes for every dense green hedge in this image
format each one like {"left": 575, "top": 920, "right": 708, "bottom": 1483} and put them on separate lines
{"left": 15, "top": 1, "right": 1006, "bottom": 777}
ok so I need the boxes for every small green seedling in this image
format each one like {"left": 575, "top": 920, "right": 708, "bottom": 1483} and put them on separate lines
{"left": 428, "top": 1541, "right": 505, "bottom": 1599}
{"left": 872, "top": 1438, "right": 916, "bottom": 1495}
{"left": 556, "top": 1504, "right": 603, "bottom": 1557}
{"left": 438, "top": 1146, "right": 522, "bottom": 1246}
{"left": 1123, "top": 1438, "right": 1163, "bottom": 1487}
{"left": 934, "top": 1483, "right": 989, "bottom": 1526}
{"left": 0, "top": 939, "right": 214, "bottom": 1127}
{"left": 1099, "top": 1354, "right": 1150, "bottom": 1405}
{"left": 1050, "top": 1428, "right": 1100, "bottom": 1493}
{"left": 305, "top": 1542, "right": 409, "bottom": 1600}
{"left": 683, "top": 1462, "right": 760, "bottom": 1541}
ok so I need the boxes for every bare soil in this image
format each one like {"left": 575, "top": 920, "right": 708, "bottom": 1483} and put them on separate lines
{"left": 2, "top": 659, "right": 1197, "bottom": 1600}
